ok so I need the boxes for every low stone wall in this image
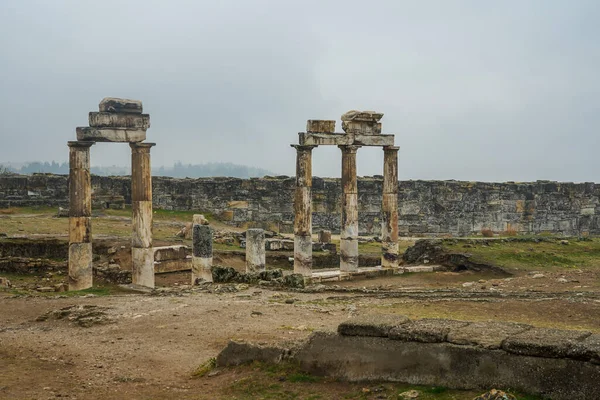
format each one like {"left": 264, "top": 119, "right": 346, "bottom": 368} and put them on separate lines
{"left": 217, "top": 316, "right": 600, "bottom": 400}
{"left": 2, "top": 174, "right": 599, "bottom": 236}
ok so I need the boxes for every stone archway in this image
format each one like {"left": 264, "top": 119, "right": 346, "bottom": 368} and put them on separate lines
{"left": 68, "top": 98, "right": 155, "bottom": 290}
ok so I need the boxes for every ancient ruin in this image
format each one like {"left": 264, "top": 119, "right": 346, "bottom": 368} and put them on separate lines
{"left": 68, "top": 98, "right": 155, "bottom": 290}
{"left": 292, "top": 111, "right": 398, "bottom": 277}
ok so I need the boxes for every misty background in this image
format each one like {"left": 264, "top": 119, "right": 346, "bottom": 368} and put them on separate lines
{"left": 1, "top": 0, "right": 599, "bottom": 182}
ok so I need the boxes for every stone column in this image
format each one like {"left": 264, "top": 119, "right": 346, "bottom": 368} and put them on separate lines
{"left": 246, "top": 228, "right": 266, "bottom": 272}
{"left": 339, "top": 145, "right": 360, "bottom": 272}
{"left": 292, "top": 145, "right": 316, "bottom": 276}
{"left": 68, "top": 141, "right": 95, "bottom": 291}
{"left": 192, "top": 215, "right": 213, "bottom": 284}
{"left": 130, "top": 142, "right": 155, "bottom": 288}
{"left": 382, "top": 146, "right": 399, "bottom": 268}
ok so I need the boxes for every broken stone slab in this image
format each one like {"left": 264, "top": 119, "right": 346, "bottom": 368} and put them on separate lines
{"left": 389, "top": 318, "right": 470, "bottom": 343}
{"left": 569, "top": 334, "right": 600, "bottom": 364}
{"left": 89, "top": 112, "right": 150, "bottom": 129}
{"left": 502, "top": 327, "right": 592, "bottom": 358}
{"left": 216, "top": 340, "right": 291, "bottom": 367}
{"left": 341, "top": 110, "right": 384, "bottom": 122}
{"left": 154, "top": 245, "right": 188, "bottom": 262}
{"left": 306, "top": 120, "right": 335, "bottom": 133}
{"left": 98, "top": 97, "right": 142, "bottom": 114}
{"left": 76, "top": 127, "right": 146, "bottom": 143}
{"left": 446, "top": 321, "right": 532, "bottom": 349}
{"left": 338, "top": 314, "right": 410, "bottom": 337}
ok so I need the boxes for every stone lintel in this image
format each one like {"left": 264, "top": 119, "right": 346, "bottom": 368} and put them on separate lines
{"left": 353, "top": 134, "right": 394, "bottom": 146}
{"left": 77, "top": 127, "right": 146, "bottom": 143}
{"left": 306, "top": 120, "right": 335, "bottom": 133}
{"left": 298, "top": 133, "right": 394, "bottom": 147}
{"left": 99, "top": 97, "right": 143, "bottom": 114}
{"left": 89, "top": 112, "right": 150, "bottom": 129}
{"left": 68, "top": 140, "right": 95, "bottom": 148}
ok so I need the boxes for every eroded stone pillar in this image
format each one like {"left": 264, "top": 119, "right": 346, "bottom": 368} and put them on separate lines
{"left": 292, "top": 145, "right": 316, "bottom": 276}
{"left": 130, "top": 142, "right": 155, "bottom": 288}
{"left": 68, "top": 141, "right": 95, "bottom": 291}
{"left": 382, "top": 146, "right": 399, "bottom": 267}
{"left": 246, "top": 228, "right": 266, "bottom": 272}
{"left": 339, "top": 145, "right": 360, "bottom": 272}
{"left": 192, "top": 215, "right": 213, "bottom": 284}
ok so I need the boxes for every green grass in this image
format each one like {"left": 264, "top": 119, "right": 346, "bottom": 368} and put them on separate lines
{"left": 444, "top": 238, "right": 600, "bottom": 271}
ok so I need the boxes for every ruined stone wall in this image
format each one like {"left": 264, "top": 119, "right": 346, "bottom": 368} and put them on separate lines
{"left": 1, "top": 174, "right": 599, "bottom": 236}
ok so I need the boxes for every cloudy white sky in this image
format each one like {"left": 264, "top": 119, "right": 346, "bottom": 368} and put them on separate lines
{"left": 1, "top": 0, "right": 599, "bottom": 181}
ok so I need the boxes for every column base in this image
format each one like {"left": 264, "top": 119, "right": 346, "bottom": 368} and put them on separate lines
{"left": 381, "top": 241, "right": 399, "bottom": 268}
{"left": 340, "top": 238, "right": 359, "bottom": 272}
{"left": 192, "top": 257, "right": 213, "bottom": 284}
{"left": 294, "top": 234, "right": 313, "bottom": 276}
{"left": 132, "top": 247, "right": 155, "bottom": 288}
{"left": 68, "top": 242, "right": 93, "bottom": 291}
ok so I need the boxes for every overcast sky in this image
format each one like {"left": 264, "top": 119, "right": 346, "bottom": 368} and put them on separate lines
{"left": 1, "top": 0, "right": 599, "bottom": 182}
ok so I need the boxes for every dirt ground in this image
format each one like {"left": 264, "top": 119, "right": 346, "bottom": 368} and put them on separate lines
{"left": 2, "top": 268, "right": 599, "bottom": 399}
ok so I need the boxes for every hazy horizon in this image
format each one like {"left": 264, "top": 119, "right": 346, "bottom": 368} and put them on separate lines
{"left": 1, "top": 1, "right": 599, "bottom": 182}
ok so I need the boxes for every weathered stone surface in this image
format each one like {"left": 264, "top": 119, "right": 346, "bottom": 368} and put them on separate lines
{"left": 154, "top": 245, "right": 188, "bottom": 262}
{"left": 131, "top": 247, "right": 154, "bottom": 288}
{"left": 99, "top": 97, "right": 142, "bottom": 114}
{"left": 341, "top": 110, "right": 384, "bottom": 122}
{"left": 68, "top": 242, "right": 92, "bottom": 291}
{"left": 246, "top": 228, "right": 266, "bottom": 272}
{"left": 317, "top": 230, "right": 331, "bottom": 243}
{"left": 306, "top": 120, "right": 335, "bottom": 133}
{"left": 569, "top": 334, "right": 600, "bottom": 364}
{"left": 284, "top": 273, "right": 305, "bottom": 288}
{"left": 293, "top": 332, "right": 600, "bottom": 400}
{"left": 338, "top": 314, "right": 410, "bottom": 337}
{"left": 502, "top": 327, "right": 592, "bottom": 358}
{"left": 212, "top": 265, "right": 239, "bottom": 283}
{"left": 89, "top": 112, "right": 150, "bottom": 129}
{"left": 389, "top": 318, "right": 470, "bottom": 343}
{"left": 4, "top": 175, "right": 600, "bottom": 237}
{"left": 446, "top": 321, "right": 532, "bottom": 349}
{"left": 216, "top": 340, "right": 289, "bottom": 367}
{"left": 193, "top": 225, "right": 213, "bottom": 258}
{"left": 76, "top": 127, "right": 146, "bottom": 143}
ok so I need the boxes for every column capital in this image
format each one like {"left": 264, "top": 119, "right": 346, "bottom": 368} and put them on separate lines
{"left": 338, "top": 145, "right": 361, "bottom": 153}
{"left": 68, "top": 141, "right": 95, "bottom": 148}
{"left": 291, "top": 144, "right": 317, "bottom": 151}
{"left": 383, "top": 145, "right": 400, "bottom": 152}
{"left": 130, "top": 142, "right": 156, "bottom": 152}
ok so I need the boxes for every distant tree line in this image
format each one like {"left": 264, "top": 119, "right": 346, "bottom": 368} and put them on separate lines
{"left": 0, "top": 161, "right": 275, "bottom": 179}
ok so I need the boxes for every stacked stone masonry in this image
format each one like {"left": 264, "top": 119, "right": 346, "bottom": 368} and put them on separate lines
{"left": 1, "top": 175, "right": 599, "bottom": 236}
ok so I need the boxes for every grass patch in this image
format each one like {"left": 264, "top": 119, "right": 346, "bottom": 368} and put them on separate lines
{"left": 192, "top": 357, "right": 216, "bottom": 378}
{"left": 444, "top": 238, "right": 600, "bottom": 271}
